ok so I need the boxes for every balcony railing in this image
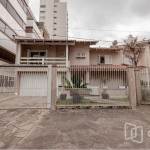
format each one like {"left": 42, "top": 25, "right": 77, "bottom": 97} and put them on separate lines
{"left": 20, "top": 57, "right": 66, "bottom": 65}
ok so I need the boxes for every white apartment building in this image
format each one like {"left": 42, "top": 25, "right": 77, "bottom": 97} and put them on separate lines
{"left": 39, "top": 0, "right": 68, "bottom": 39}
{"left": 0, "top": 0, "right": 49, "bottom": 64}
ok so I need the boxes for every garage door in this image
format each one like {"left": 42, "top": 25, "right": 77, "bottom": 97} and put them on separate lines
{"left": 20, "top": 72, "right": 47, "bottom": 96}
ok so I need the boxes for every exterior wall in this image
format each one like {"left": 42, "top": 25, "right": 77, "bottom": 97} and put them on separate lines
{"left": 8, "top": 0, "right": 27, "bottom": 23}
{"left": 39, "top": 0, "right": 68, "bottom": 39}
{"left": 0, "top": 32, "right": 16, "bottom": 54}
{"left": 0, "top": 60, "right": 9, "bottom": 65}
{"left": 138, "top": 45, "right": 150, "bottom": 67}
{"left": 0, "top": 3, "right": 26, "bottom": 37}
{"left": 53, "top": 2, "right": 67, "bottom": 39}
{"left": 69, "top": 43, "right": 90, "bottom": 66}
{"left": 26, "top": 20, "right": 43, "bottom": 39}
{"left": 90, "top": 50, "right": 123, "bottom": 65}
{"left": 21, "top": 45, "right": 66, "bottom": 57}
{"left": 56, "top": 45, "right": 66, "bottom": 57}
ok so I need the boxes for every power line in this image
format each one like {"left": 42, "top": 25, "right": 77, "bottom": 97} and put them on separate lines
{"left": 0, "top": 26, "right": 124, "bottom": 43}
{"left": 2, "top": 23, "right": 150, "bottom": 33}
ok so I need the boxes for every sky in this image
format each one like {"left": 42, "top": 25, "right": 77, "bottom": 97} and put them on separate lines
{"left": 29, "top": 0, "right": 150, "bottom": 46}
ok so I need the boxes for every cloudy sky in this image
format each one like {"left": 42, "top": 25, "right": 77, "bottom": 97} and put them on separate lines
{"left": 29, "top": 0, "right": 150, "bottom": 46}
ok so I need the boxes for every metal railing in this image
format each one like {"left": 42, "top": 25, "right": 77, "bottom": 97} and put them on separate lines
{"left": 140, "top": 67, "right": 150, "bottom": 103}
{"left": 20, "top": 57, "right": 66, "bottom": 65}
{"left": 56, "top": 65, "right": 129, "bottom": 107}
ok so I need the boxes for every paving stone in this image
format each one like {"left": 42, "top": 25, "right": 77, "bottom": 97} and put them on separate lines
{"left": 0, "top": 132, "right": 3, "bottom": 138}
{"left": 70, "top": 139, "right": 90, "bottom": 149}
{"left": 18, "top": 123, "right": 35, "bottom": 131}
{"left": 2, "top": 137, "right": 21, "bottom": 149}
{"left": 7, "top": 125, "right": 15, "bottom": 132}
{"left": 13, "top": 131, "right": 28, "bottom": 138}
{"left": 0, "top": 140, "right": 5, "bottom": 148}
{"left": 3, "top": 129, "right": 11, "bottom": 138}
{"left": 63, "top": 133, "right": 72, "bottom": 142}
{"left": 83, "top": 136, "right": 96, "bottom": 148}
{"left": 12, "top": 127, "right": 18, "bottom": 133}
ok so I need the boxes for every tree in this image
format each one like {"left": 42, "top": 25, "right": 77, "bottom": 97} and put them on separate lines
{"left": 123, "top": 35, "right": 145, "bottom": 67}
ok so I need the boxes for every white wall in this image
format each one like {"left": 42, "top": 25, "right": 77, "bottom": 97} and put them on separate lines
{"left": 26, "top": 20, "right": 43, "bottom": 39}
{"left": 39, "top": 0, "right": 68, "bottom": 39}
{"left": 0, "top": 4, "right": 26, "bottom": 37}
{"left": 0, "top": 32, "right": 16, "bottom": 54}
{"left": 8, "top": 0, "right": 27, "bottom": 23}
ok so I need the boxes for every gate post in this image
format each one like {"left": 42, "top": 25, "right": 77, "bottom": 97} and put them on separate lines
{"left": 51, "top": 65, "right": 57, "bottom": 111}
{"left": 47, "top": 65, "right": 57, "bottom": 110}
{"left": 127, "top": 66, "right": 137, "bottom": 109}
{"left": 135, "top": 68, "right": 142, "bottom": 105}
{"left": 47, "top": 65, "right": 52, "bottom": 109}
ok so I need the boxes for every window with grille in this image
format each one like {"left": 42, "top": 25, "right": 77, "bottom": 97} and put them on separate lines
{"left": 76, "top": 53, "right": 86, "bottom": 58}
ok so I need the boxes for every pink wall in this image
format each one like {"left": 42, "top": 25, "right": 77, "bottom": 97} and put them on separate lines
{"left": 69, "top": 43, "right": 90, "bottom": 65}
{"left": 90, "top": 50, "right": 123, "bottom": 65}
{"left": 138, "top": 45, "right": 150, "bottom": 67}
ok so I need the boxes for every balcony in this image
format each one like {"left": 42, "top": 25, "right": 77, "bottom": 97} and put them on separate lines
{"left": 20, "top": 57, "right": 67, "bottom": 66}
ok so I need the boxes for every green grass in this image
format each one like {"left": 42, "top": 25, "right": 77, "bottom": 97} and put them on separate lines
{"left": 57, "top": 99, "right": 98, "bottom": 105}
{"left": 110, "top": 98, "right": 129, "bottom": 103}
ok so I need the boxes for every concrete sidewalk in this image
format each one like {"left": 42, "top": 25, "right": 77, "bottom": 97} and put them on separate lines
{"left": 0, "top": 106, "right": 150, "bottom": 149}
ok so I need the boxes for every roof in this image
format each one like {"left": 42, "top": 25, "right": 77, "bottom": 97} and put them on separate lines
{"left": 70, "top": 65, "right": 127, "bottom": 70}
{"left": 13, "top": 36, "right": 99, "bottom": 44}
{"left": 90, "top": 47, "right": 122, "bottom": 51}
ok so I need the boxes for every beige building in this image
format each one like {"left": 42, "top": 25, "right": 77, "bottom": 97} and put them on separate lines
{"left": 39, "top": 0, "right": 68, "bottom": 39}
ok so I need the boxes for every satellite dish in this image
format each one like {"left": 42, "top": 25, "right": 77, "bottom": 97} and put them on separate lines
{"left": 112, "top": 40, "right": 118, "bottom": 46}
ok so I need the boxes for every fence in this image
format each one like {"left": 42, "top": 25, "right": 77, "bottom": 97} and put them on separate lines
{"left": 56, "top": 65, "right": 130, "bottom": 107}
{"left": 0, "top": 66, "right": 48, "bottom": 109}
{"left": 140, "top": 67, "right": 150, "bottom": 104}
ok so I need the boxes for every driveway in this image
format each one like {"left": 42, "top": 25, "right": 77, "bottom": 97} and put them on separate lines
{"left": 0, "top": 106, "right": 150, "bottom": 149}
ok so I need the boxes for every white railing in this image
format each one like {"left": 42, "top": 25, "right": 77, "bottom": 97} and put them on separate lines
{"left": 20, "top": 57, "right": 66, "bottom": 65}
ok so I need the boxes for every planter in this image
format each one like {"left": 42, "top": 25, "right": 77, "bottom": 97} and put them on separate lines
{"left": 60, "top": 94, "right": 67, "bottom": 100}
{"left": 102, "top": 93, "right": 109, "bottom": 99}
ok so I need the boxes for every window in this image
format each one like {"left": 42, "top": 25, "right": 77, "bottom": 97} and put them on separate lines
{"left": 60, "top": 53, "right": 66, "bottom": 58}
{"left": 30, "top": 51, "right": 46, "bottom": 57}
{"left": 0, "top": 19, "right": 6, "bottom": 32}
{"left": 54, "top": 22, "right": 57, "bottom": 24}
{"left": 54, "top": 28, "right": 57, "bottom": 30}
{"left": 40, "top": 16, "right": 45, "bottom": 19}
{"left": 76, "top": 53, "right": 86, "bottom": 58}
{"left": 17, "top": 0, "right": 27, "bottom": 12}
{"left": 0, "top": 0, "right": 7, "bottom": 7}
{"left": 53, "top": 34, "right": 56, "bottom": 36}
{"left": 0, "top": 0, "right": 26, "bottom": 30}
{"left": 54, "top": 11, "right": 57, "bottom": 13}
{"left": 54, "top": 17, "right": 57, "bottom": 19}
{"left": 40, "top": 5, "right": 46, "bottom": 8}
{"left": 99, "top": 55, "right": 112, "bottom": 64}
{"left": 54, "top": 5, "right": 57, "bottom": 7}
{"left": 0, "top": 19, "right": 17, "bottom": 40}
{"left": 40, "top": 11, "right": 45, "bottom": 14}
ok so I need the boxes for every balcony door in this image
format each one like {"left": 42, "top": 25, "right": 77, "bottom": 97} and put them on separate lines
{"left": 29, "top": 50, "right": 47, "bottom": 64}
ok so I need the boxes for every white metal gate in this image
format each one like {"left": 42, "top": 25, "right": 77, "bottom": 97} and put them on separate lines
{"left": 0, "top": 66, "right": 48, "bottom": 109}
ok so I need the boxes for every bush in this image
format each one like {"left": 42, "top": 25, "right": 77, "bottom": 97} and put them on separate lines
{"left": 141, "top": 88, "right": 150, "bottom": 101}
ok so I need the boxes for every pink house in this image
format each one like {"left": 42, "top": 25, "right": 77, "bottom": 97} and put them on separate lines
{"left": 13, "top": 37, "right": 130, "bottom": 98}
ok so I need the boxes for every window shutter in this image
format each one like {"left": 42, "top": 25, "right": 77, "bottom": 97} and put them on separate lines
{"left": 105, "top": 55, "right": 109, "bottom": 64}
{"left": 109, "top": 55, "right": 112, "bottom": 64}
{"left": 99, "top": 55, "right": 101, "bottom": 64}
